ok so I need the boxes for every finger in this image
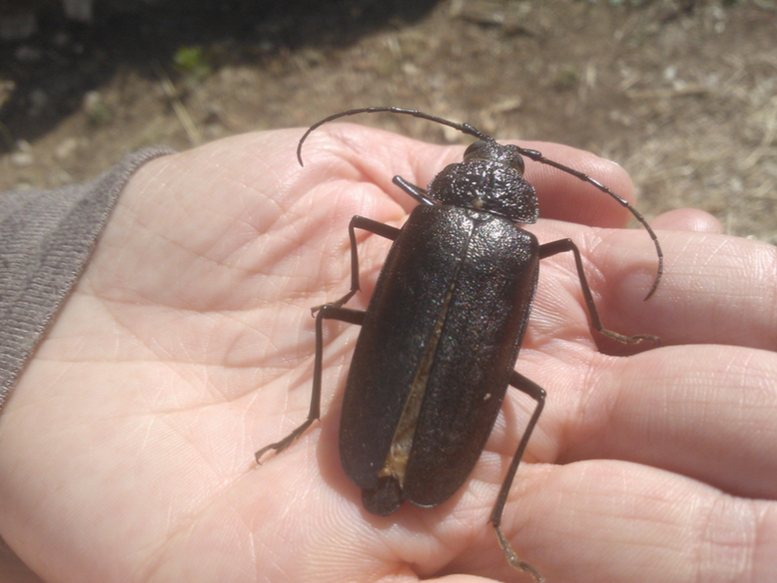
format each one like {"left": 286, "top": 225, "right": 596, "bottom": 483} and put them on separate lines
{"left": 651, "top": 208, "right": 723, "bottom": 233}
{"left": 597, "top": 229, "right": 776, "bottom": 349}
{"left": 302, "top": 124, "right": 638, "bottom": 229}
{"left": 539, "top": 223, "right": 777, "bottom": 349}
{"left": 498, "top": 460, "right": 775, "bottom": 583}
{"left": 555, "top": 344, "right": 777, "bottom": 500}
{"left": 650, "top": 229, "right": 777, "bottom": 349}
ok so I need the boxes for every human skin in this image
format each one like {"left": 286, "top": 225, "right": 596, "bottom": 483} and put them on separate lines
{"left": 0, "top": 124, "right": 775, "bottom": 583}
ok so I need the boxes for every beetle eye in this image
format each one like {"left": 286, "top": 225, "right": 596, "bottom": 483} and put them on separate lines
{"left": 463, "top": 140, "right": 489, "bottom": 160}
{"left": 512, "top": 150, "right": 526, "bottom": 174}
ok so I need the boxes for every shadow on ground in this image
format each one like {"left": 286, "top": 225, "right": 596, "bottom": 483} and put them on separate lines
{"left": 0, "top": 0, "right": 441, "bottom": 150}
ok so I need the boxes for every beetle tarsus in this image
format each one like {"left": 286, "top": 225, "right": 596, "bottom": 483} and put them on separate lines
{"left": 255, "top": 419, "right": 317, "bottom": 464}
{"left": 599, "top": 329, "right": 660, "bottom": 346}
{"left": 494, "top": 525, "right": 544, "bottom": 583}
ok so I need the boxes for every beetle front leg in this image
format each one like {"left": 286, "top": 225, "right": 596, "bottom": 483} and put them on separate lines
{"left": 393, "top": 175, "right": 437, "bottom": 206}
{"left": 539, "top": 238, "right": 659, "bottom": 345}
{"left": 314, "top": 216, "right": 401, "bottom": 311}
{"left": 255, "top": 305, "right": 365, "bottom": 463}
{"left": 491, "top": 371, "right": 546, "bottom": 583}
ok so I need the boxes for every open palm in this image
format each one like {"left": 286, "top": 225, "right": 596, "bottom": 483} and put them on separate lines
{"left": 1, "top": 124, "right": 774, "bottom": 583}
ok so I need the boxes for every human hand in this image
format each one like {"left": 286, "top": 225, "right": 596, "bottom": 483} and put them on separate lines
{"left": 0, "top": 123, "right": 774, "bottom": 583}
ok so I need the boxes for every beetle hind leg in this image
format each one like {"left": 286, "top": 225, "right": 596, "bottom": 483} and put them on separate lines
{"left": 491, "top": 371, "right": 546, "bottom": 583}
{"left": 254, "top": 420, "right": 317, "bottom": 462}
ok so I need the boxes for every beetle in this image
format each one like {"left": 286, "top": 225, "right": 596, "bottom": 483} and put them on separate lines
{"left": 255, "top": 107, "right": 663, "bottom": 582}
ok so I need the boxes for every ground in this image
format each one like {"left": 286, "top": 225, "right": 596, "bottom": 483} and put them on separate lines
{"left": 1, "top": 0, "right": 776, "bottom": 243}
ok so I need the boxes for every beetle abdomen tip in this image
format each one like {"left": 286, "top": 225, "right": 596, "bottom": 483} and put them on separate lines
{"left": 362, "top": 476, "right": 404, "bottom": 516}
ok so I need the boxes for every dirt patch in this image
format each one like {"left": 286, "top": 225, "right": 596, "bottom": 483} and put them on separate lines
{"left": 2, "top": 0, "right": 776, "bottom": 242}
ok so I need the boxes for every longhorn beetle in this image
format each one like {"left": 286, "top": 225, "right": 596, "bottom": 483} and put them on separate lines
{"left": 256, "top": 107, "right": 662, "bottom": 582}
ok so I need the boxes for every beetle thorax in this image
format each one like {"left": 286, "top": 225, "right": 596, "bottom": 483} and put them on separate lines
{"left": 426, "top": 140, "right": 540, "bottom": 224}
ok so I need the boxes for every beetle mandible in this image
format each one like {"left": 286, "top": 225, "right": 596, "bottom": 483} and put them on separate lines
{"left": 256, "top": 107, "right": 663, "bottom": 582}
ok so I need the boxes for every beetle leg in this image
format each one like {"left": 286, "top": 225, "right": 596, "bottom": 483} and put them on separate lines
{"left": 393, "top": 175, "right": 437, "bottom": 206}
{"left": 255, "top": 305, "right": 365, "bottom": 464}
{"left": 539, "top": 239, "right": 659, "bottom": 345}
{"left": 490, "top": 371, "right": 545, "bottom": 583}
{"left": 312, "top": 216, "right": 401, "bottom": 313}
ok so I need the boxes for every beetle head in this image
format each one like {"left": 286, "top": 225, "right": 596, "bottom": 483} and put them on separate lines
{"left": 427, "top": 139, "right": 540, "bottom": 224}
{"left": 464, "top": 139, "right": 526, "bottom": 174}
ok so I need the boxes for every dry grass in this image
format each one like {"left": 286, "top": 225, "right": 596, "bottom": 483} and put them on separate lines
{"left": 1, "top": 0, "right": 776, "bottom": 241}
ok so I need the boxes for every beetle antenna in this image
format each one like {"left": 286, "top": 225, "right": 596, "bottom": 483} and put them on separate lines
{"left": 297, "top": 107, "right": 663, "bottom": 299}
{"left": 516, "top": 148, "right": 663, "bottom": 300}
{"left": 296, "top": 107, "right": 490, "bottom": 166}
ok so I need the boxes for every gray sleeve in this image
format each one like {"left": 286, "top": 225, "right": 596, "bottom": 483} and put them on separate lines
{"left": 0, "top": 147, "right": 174, "bottom": 413}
